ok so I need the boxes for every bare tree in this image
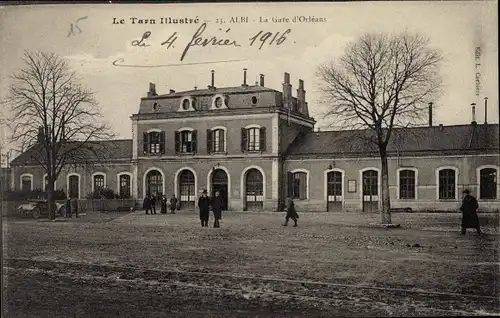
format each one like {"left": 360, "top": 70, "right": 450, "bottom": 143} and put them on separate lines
{"left": 4, "top": 51, "right": 114, "bottom": 219}
{"left": 316, "top": 32, "right": 443, "bottom": 224}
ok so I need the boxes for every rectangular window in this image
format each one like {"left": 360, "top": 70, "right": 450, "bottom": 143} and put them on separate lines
{"left": 292, "top": 172, "right": 307, "bottom": 200}
{"left": 248, "top": 128, "right": 260, "bottom": 151}
{"left": 149, "top": 132, "right": 160, "bottom": 153}
{"left": 399, "top": 170, "right": 416, "bottom": 199}
{"left": 119, "top": 175, "right": 131, "bottom": 198}
{"left": 438, "top": 169, "right": 456, "bottom": 199}
{"left": 94, "top": 175, "right": 105, "bottom": 191}
{"left": 213, "top": 129, "right": 225, "bottom": 153}
{"left": 181, "top": 131, "right": 193, "bottom": 153}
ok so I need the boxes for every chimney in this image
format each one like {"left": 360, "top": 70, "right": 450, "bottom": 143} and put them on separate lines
{"left": 471, "top": 102, "right": 477, "bottom": 124}
{"left": 169, "top": 89, "right": 176, "bottom": 94}
{"left": 210, "top": 70, "right": 215, "bottom": 89}
{"left": 259, "top": 74, "right": 265, "bottom": 87}
{"left": 147, "top": 82, "right": 157, "bottom": 97}
{"left": 297, "top": 79, "right": 306, "bottom": 113}
{"left": 484, "top": 97, "right": 488, "bottom": 124}
{"left": 37, "top": 127, "right": 44, "bottom": 143}
{"left": 428, "top": 102, "right": 433, "bottom": 127}
{"left": 283, "top": 72, "right": 292, "bottom": 109}
{"left": 242, "top": 68, "right": 248, "bottom": 86}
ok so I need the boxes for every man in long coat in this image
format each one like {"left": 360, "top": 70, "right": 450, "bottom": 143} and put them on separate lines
{"left": 198, "top": 189, "right": 211, "bottom": 227}
{"left": 460, "top": 189, "right": 482, "bottom": 235}
{"left": 211, "top": 190, "right": 224, "bottom": 228}
{"left": 143, "top": 195, "right": 152, "bottom": 214}
{"left": 283, "top": 195, "right": 299, "bottom": 227}
{"left": 170, "top": 194, "right": 178, "bottom": 214}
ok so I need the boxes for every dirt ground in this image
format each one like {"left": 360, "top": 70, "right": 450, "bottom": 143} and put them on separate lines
{"left": 2, "top": 211, "right": 500, "bottom": 317}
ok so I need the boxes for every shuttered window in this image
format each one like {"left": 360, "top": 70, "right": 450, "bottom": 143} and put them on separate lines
{"left": 143, "top": 131, "right": 165, "bottom": 155}
{"left": 208, "top": 129, "right": 225, "bottom": 153}
{"left": 241, "top": 127, "right": 266, "bottom": 152}
{"left": 175, "top": 130, "right": 197, "bottom": 153}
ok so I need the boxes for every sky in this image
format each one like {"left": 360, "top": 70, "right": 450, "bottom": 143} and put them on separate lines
{"left": 0, "top": 1, "right": 498, "bottom": 161}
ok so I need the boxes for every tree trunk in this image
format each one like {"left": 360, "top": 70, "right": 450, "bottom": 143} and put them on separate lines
{"left": 380, "top": 151, "right": 392, "bottom": 224}
{"left": 46, "top": 178, "right": 56, "bottom": 220}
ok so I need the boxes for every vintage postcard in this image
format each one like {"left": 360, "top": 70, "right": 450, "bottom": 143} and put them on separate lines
{"left": 1, "top": 1, "right": 498, "bottom": 316}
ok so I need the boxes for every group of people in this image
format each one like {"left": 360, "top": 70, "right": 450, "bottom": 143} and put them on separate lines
{"left": 198, "top": 189, "right": 224, "bottom": 228}
{"left": 139, "top": 188, "right": 481, "bottom": 234}
{"left": 142, "top": 194, "right": 178, "bottom": 215}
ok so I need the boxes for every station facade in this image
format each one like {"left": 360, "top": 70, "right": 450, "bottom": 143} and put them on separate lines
{"left": 9, "top": 70, "right": 500, "bottom": 212}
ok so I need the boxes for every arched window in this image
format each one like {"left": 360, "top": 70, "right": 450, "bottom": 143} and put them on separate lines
{"left": 327, "top": 171, "right": 342, "bottom": 196}
{"left": 146, "top": 170, "right": 163, "bottom": 197}
{"left": 21, "top": 174, "right": 33, "bottom": 192}
{"left": 399, "top": 169, "right": 416, "bottom": 199}
{"left": 438, "top": 168, "right": 456, "bottom": 199}
{"left": 479, "top": 168, "right": 497, "bottom": 199}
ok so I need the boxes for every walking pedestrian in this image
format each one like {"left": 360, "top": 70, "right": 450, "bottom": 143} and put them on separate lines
{"left": 170, "top": 194, "right": 178, "bottom": 214}
{"left": 70, "top": 196, "right": 79, "bottom": 218}
{"left": 198, "top": 189, "right": 211, "bottom": 227}
{"left": 283, "top": 195, "right": 299, "bottom": 227}
{"left": 211, "top": 190, "right": 223, "bottom": 228}
{"left": 160, "top": 195, "right": 167, "bottom": 214}
{"left": 143, "top": 195, "right": 152, "bottom": 214}
{"left": 460, "top": 189, "right": 482, "bottom": 236}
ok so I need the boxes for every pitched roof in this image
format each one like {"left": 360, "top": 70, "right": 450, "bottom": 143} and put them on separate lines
{"left": 286, "top": 124, "right": 499, "bottom": 157}
{"left": 10, "top": 139, "right": 133, "bottom": 166}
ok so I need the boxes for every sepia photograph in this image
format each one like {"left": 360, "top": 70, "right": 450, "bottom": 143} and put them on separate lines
{"left": 0, "top": 1, "right": 498, "bottom": 316}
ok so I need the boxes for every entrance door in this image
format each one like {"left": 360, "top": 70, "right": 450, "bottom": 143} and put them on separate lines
{"left": 245, "top": 168, "right": 263, "bottom": 211}
{"left": 179, "top": 170, "right": 195, "bottom": 209}
{"left": 68, "top": 175, "right": 79, "bottom": 198}
{"left": 362, "top": 170, "right": 378, "bottom": 212}
{"left": 327, "top": 171, "right": 342, "bottom": 212}
{"left": 211, "top": 169, "right": 228, "bottom": 210}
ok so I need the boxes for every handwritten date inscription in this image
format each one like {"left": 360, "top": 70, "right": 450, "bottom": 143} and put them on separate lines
{"left": 129, "top": 23, "right": 292, "bottom": 62}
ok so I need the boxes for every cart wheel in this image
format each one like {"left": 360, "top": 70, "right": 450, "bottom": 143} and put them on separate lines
{"left": 32, "top": 208, "right": 41, "bottom": 219}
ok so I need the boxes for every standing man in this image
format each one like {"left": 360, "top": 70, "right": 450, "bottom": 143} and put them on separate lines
{"left": 460, "top": 189, "right": 482, "bottom": 235}
{"left": 70, "top": 195, "right": 79, "bottom": 218}
{"left": 143, "top": 195, "right": 152, "bottom": 214}
{"left": 211, "top": 190, "right": 223, "bottom": 228}
{"left": 198, "top": 189, "right": 211, "bottom": 227}
{"left": 283, "top": 195, "right": 299, "bottom": 227}
{"left": 150, "top": 194, "right": 157, "bottom": 214}
{"left": 170, "top": 194, "right": 178, "bottom": 214}
{"left": 65, "top": 196, "right": 72, "bottom": 218}
{"left": 160, "top": 195, "right": 167, "bottom": 214}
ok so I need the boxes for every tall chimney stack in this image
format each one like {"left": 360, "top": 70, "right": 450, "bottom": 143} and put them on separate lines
{"left": 484, "top": 97, "right": 488, "bottom": 124}
{"left": 148, "top": 82, "right": 157, "bottom": 97}
{"left": 428, "top": 102, "right": 433, "bottom": 127}
{"left": 242, "top": 68, "right": 248, "bottom": 86}
{"left": 259, "top": 74, "right": 265, "bottom": 87}
{"left": 211, "top": 70, "right": 215, "bottom": 89}
{"left": 297, "top": 79, "right": 305, "bottom": 113}
{"left": 283, "top": 72, "right": 292, "bottom": 109}
{"left": 471, "top": 102, "right": 477, "bottom": 124}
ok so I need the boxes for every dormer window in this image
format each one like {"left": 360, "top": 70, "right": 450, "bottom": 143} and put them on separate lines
{"left": 251, "top": 96, "right": 258, "bottom": 105}
{"left": 210, "top": 94, "right": 228, "bottom": 110}
{"left": 153, "top": 101, "right": 160, "bottom": 112}
{"left": 179, "top": 97, "right": 196, "bottom": 112}
{"left": 143, "top": 130, "right": 165, "bottom": 155}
